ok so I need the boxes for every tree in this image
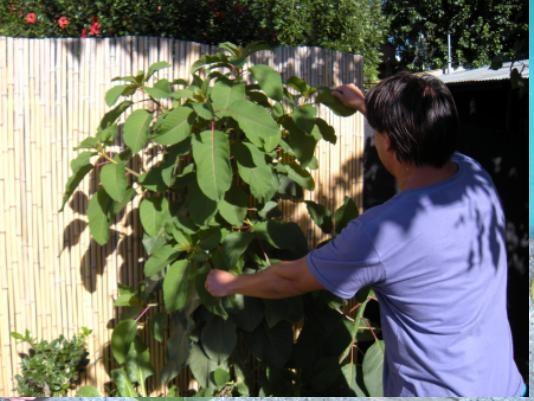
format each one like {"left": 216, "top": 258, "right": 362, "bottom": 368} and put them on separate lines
{"left": 382, "top": 0, "right": 528, "bottom": 73}
{"left": 0, "top": 0, "right": 388, "bottom": 82}
{"left": 61, "top": 43, "right": 385, "bottom": 396}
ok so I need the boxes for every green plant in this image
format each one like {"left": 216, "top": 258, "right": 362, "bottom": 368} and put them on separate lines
{"left": 11, "top": 327, "right": 91, "bottom": 396}
{"left": 61, "top": 42, "right": 383, "bottom": 396}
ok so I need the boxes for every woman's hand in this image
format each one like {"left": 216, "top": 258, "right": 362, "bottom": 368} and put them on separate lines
{"left": 332, "top": 83, "right": 366, "bottom": 115}
{"left": 205, "top": 269, "right": 237, "bottom": 297}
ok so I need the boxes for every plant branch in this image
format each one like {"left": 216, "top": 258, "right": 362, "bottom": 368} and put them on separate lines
{"left": 134, "top": 304, "right": 154, "bottom": 323}
{"left": 98, "top": 150, "right": 140, "bottom": 178}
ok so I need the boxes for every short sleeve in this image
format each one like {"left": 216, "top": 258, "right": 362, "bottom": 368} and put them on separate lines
{"left": 306, "top": 219, "right": 385, "bottom": 299}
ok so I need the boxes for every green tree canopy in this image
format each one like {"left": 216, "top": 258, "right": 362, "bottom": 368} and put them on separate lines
{"left": 382, "top": 0, "right": 528, "bottom": 73}
{"left": 0, "top": 0, "right": 388, "bottom": 82}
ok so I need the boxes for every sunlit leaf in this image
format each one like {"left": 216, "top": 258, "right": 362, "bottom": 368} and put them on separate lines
{"left": 250, "top": 64, "right": 283, "bottom": 101}
{"left": 87, "top": 188, "right": 112, "bottom": 245}
{"left": 123, "top": 109, "right": 151, "bottom": 153}
{"left": 362, "top": 340, "right": 384, "bottom": 396}
{"left": 139, "top": 197, "right": 171, "bottom": 237}
{"left": 60, "top": 151, "right": 94, "bottom": 211}
{"left": 152, "top": 106, "right": 193, "bottom": 146}
{"left": 191, "top": 130, "right": 232, "bottom": 201}
{"left": 100, "top": 163, "right": 128, "bottom": 202}
{"left": 227, "top": 100, "right": 280, "bottom": 151}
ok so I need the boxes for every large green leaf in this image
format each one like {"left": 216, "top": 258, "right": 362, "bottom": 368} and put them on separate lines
{"left": 60, "top": 151, "right": 94, "bottom": 211}
{"left": 111, "top": 319, "right": 137, "bottom": 365}
{"left": 219, "top": 231, "right": 254, "bottom": 268}
{"left": 281, "top": 115, "right": 318, "bottom": 167}
{"left": 114, "top": 284, "right": 143, "bottom": 308}
{"left": 197, "top": 227, "right": 222, "bottom": 251}
{"left": 334, "top": 196, "right": 359, "bottom": 234}
{"left": 211, "top": 80, "right": 246, "bottom": 113}
{"left": 125, "top": 337, "right": 154, "bottom": 385}
{"left": 96, "top": 123, "right": 119, "bottom": 144}
{"left": 123, "top": 109, "right": 151, "bottom": 153}
{"left": 250, "top": 64, "right": 283, "bottom": 101}
{"left": 188, "top": 343, "right": 218, "bottom": 389}
{"left": 212, "top": 368, "right": 230, "bottom": 387}
{"left": 144, "top": 78, "right": 172, "bottom": 99}
{"left": 305, "top": 200, "right": 333, "bottom": 234}
{"left": 341, "top": 363, "right": 366, "bottom": 396}
{"left": 139, "top": 166, "right": 166, "bottom": 192}
{"left": 316, "top": 87, "right": 357, "bottom": 116}
{"left": 201, "top": 315, "right": 237, "bottom": 363}
{"left": 75, "top": 136, "right": 99, "bottom": 150}
{"left": 191, "top": 130, "right": 232, "bottom": 201}
{"left": 227, "top": 100, "right": 280, "bottom": 151}
{"left": 144, "top": 244, "right": 177, "bottom": 277}
{"left": 254, "top": 220, "right": 308, "bottom": 256}
{"left": 163, "top": 259, "right": 190, "bottom": 313}
{"left": 191, "top": 102, "right": 214, "bottom": 120}
{"left": 111, "top": 368, "right": 138, "bottom": 396}
{"left": 87, "top": 188, "right": 112, "bottom": 245}
{"left": 105, "top": 84, "right": 129, "bottom": 107}
{"left": 315, "top": 118, "right": 337, "bottom": 144}
{"left": 362, "top": 340, "right": 384, "bottom": 396}
{"left": 99, "top": 100, "right": 133, "bottom": 130}
{"left": 276, "top": 161, "right": 315, "bottom": 190}
{"left": 293, "top": 104, "right": 316, "bottom": 133}
{"left": 218, "top": 186, "right": 248, "bottom": 226}
{"left": 161, "top": 312, "right": 191, "bottom": 384}
{"left": 139, "top": 197, "right": 171, "bottom": 237}
{"left": 152, "top": 106, "right": 193, "bottom": 146}
{"left": 100, "top": 163, "right": 128, "bottom": 202}
{"left": 146, "top": 60, "right": 171, "bottom": 80}
{"left": 76, "top": 385, "right": 101, "bottom": 396}
{"left": 186, "top": 180, "right": 218, "bottom": 227}
{"left": 232, "top": 142, "right": 278, "bottom": 202}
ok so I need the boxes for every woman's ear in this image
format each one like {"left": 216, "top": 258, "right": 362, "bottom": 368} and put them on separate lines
{"left": 383, "top": 132, "right": 393, "bottom": 152}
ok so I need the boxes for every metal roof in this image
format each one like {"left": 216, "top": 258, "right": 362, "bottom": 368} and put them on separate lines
{"left": 427, "top": 59, "right": 529, "bottom": 84}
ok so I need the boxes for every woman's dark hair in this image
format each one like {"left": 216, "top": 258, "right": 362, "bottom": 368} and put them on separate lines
{"left": 365, "top": 72, "right": 459, "bottom": 167}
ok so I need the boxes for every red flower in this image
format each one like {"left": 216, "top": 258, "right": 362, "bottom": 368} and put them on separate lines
{"left": 81, "top": 28, "right": 87, "bottom": 38}
{"left": 89, "top": 19, "right": 101, "bottom": 36}
{"left": 25, "top": 12, "right": 37, "bottom": 24}
{"left": 57, "top": 16, "right": 69, "bottom": 29}
{"left": 213, "top": 11, "right": 225, "bottom": 20}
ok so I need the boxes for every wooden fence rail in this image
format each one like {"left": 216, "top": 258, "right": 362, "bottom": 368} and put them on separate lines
{"left": 0, "top": 36, "right": 364, "bottom": 395}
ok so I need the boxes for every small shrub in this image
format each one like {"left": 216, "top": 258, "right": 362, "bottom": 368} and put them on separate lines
{"left": 11, "top": 327, "right": 92, "bottom": 396}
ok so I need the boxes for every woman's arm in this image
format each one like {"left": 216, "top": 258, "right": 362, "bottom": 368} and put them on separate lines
{"left": 205, "top": 257, "right": 324, "bottom": 299}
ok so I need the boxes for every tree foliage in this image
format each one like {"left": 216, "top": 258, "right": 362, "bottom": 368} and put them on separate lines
{"left": 61, "top": 43, "right": 383, "bottom": 396}
{"left": 382, "top": 0, "right": 528, "bottom": 72}
{"left": 0, "top": 0, "right": 388, "bottom": 82}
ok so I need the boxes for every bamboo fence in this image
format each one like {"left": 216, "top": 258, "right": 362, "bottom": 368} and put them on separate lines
{"left": 0, "top": 36, "right": 364, "bottom": 395}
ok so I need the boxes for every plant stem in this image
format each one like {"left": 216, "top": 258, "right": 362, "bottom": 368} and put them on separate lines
{"left": 98, "top": 150, "right": 140, "bottom": 178}
{"left": 135, "top": 304, "right": 153, "bottom": 323}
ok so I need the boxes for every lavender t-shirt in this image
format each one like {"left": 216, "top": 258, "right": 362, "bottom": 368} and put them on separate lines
{"left": 306, "top": 153, "right": 524, "bottom": 396}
